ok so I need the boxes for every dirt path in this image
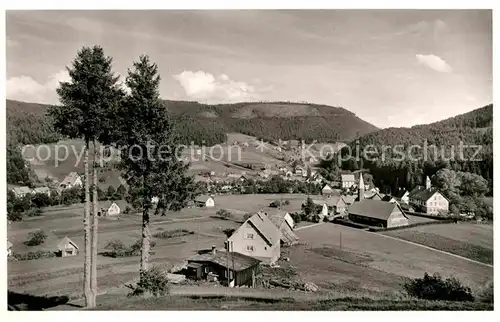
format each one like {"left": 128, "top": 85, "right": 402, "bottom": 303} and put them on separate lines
{"left": 295, "top": 222, "right": 324, "bottom": 231}
{"left": 374, "top": 231, "right": 493, "bottom": 268}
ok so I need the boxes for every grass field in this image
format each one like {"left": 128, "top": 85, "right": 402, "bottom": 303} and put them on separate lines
{"left": 293, "top": 223, "right": 493, "bottom": 294}
{"left": 8, "top": 202, "right": 239, "bottom": 298}
{"left": 8, "top": 194, "right": 494, "bottom": 302}
{"left": 383, "top": 223, "right": 493, "bottom": 265}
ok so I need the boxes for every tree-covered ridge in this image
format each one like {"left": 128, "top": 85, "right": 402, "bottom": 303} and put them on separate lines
{"left": 6, "top": 99, "right": 379, "bottom": 146}
{"left": 319, "top": 104, "right": 494, "bottom": 196}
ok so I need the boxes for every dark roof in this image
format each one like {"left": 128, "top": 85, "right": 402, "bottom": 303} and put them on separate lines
{"left": 246, "top": 212, "right": 280, "bottom": 247}
{"left": 349, "top": 199, "right": 406, "bottom": 221}
{"left": 393, "top": 189, "right": 408, "bottom": 198}
{"left": 409, "top": 187, "right": 444, "bottom": 202}
{"left": 195, "top": 195, "right": 213, "bottom": 203}
{"left": 382, "top": 195, "right": 395, "bottom": 202}
{"left": 188, "top": 251, "right": 261, "bottom": 272}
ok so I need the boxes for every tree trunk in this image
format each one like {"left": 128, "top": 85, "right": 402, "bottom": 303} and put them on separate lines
{"left": 90, "top": 140, "right": 99, "bottom": 307}
{"left": 140, "top": 208, "right": 151, "bottom": 277}
{"left": 83, "top": 140, "right": 92, "bottom": 307}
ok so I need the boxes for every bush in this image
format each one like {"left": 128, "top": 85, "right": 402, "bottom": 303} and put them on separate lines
{"left": 103, "top": 239, "right": 156, "bottom": 258}
{"left": 25, "top": 208, "right": 43, "bottom": 217}
{"left": 124, "top": 206, "right": 131, "bottom": 214}
{"left": 8, "top": 211, "right": 23, "bottom": 222}
{"left": 131, "top": 265, "right": 170, "bottom": 297}
{"left": 323, "top": 216, "right": 329, "bottom": 222}
{"left": 24, "top": 230, "right": 47, "bottom": 246}
{"left": 403, "top": 272, "right": 475, "bottom": 302}
{"left": 269, "top": 200, "right": 290, "bottom": 208}
{"left": 216, "top": 209, "right": 232, "bottom": 219}
{"left": 12, "top": 250, "right": 56, "bottom": 261}
{"left": 289, "top": 212, "right": 301, "bottom": 224}
{"left": 153, "top": 229, "right": 194, "bottom": 239}
{"left": 243, "top": 213, "right": 252, "bottom": 221}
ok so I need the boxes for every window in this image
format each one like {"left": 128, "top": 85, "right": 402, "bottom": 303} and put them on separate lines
{"left": 224, "top": 270, "right": 233, "bottom": 279}
{"left": 246, "top": 233, "right": 254, "bottom": 239}
{"left": 204, "top": 267, "right": 208, "bottom": 273}
{"left": 246, "top": 245, "right": 254, "bottom": 251}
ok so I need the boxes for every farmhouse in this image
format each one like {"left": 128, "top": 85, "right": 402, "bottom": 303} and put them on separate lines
{"left": 409, "top": 177, "right": 449, "bottom": 215}
{"left": 11, "top": 186, "right": 32, "bottom": 198}
{"left": 57, "top": 237, "right": 79, "bottom": 257}
{"left": 187, "top": 248, "right": 260, "bottom": 287}
{"left": 195, "top": 195, "right": 215, "bottom": 208}
{"left": 341, "top": 174, "right": 355, "bottom": 189}
{"left": 227, "top": 212, "right": 281, "bottom": 265}
{"left": 266, "top": 210, "right": 299, "bottom": 246}
{"left": 100, "top": 201, "right": 122, "bottom": 217}
{"left": 59, "top": 172, "right": 83, "bottom": 189}
{"left": 348, "top": 200, "right": 409, "bottom": 228}
{"left": 32, "top": 186, "right": 51, "bottom": 196}
{"left": 7, "top": 240, "right": 12, "bottom": 256}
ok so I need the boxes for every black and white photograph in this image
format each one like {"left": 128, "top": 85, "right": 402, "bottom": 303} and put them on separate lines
{"left": 3, "top": 5, "right": 495, "bottom": 311}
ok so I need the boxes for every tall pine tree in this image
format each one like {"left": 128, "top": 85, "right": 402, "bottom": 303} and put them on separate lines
{"left": 50, "top": 45, "right": 123, "bottom": 308}
{"left": 114, "top": 55, "right": 197, "bottom": 281}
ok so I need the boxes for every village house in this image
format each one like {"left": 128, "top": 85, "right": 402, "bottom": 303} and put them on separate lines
{"left": 11, "top": 186, "right": 32, "bottom": 198}
{"left": 324, "top": 195, "right": 348, "bottom": 216}
{"left": 100, "top": 201, "right": 122, "bottom": 217}
{"left": 32, "top": 186, "right": 51, "bottom": 196}
{"left": 341, "top": 174, "right": 355, "bottom": 189}
{"left": 266, "top": 210, "right": 299, "bottom": 246}
{"left": 59, "top": 172, "right": 83, "bottom": 190}
{"left": 186, "top": 247, "right": 260, "bottom": 287}
{"left": 409, "top": 177, "right": 449, "bottom": 215}
{"left": 57, "top": 236, "right": 79, "bottom": 257}
{"left": 227, "top": 212, "right": 281, "bottom": 265}
{"left": 321, "top": 184, "right": 333, "bottom": 196}
{"left": 310, "top": 200, "right": 329, "bottom": 219}
{"left": 348, "top": 175, "right": 409, "bottom": 228}
{"left": 7, "top": 240, "right": 12, "bottom": 257}
{"left": 394, "top": 189, "right": 410, "bottom": 204}
{"left": 195, "top": 195, "right": 215, "bottom": 208}
{"left": 354, "top": 176, "right": 383, "bottom": 201}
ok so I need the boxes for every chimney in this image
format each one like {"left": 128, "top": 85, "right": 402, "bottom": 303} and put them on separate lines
{"left": 212, "top": 245, "right": 217, "bottom": 255}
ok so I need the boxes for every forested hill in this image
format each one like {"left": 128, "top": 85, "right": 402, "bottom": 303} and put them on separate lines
{"left": 319, "top": 104, "right": 493, "bottom": 195}
{"left": 6, "top": 99, "right": 379, "bottom": 146}
{"left": 353, "top": 104, "right": 493, "bottom": 148}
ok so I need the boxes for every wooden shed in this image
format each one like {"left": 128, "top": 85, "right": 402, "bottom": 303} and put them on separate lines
{"left": 57, "top": 236, "right": 79, "bottom": 257}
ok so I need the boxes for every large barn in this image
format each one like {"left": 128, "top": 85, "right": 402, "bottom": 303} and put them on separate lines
{"left": 348, "top": 199, "right": 409, "bottom": 228}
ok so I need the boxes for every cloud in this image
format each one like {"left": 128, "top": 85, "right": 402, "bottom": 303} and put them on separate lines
{"left": 173, "top": 70, "right": 261, "bottom": 103}
{"left": 7, "top": 70, "right": 70, "bottom": 103}
{"left": 416, "top": 54, "right": 452, "bottom": 73}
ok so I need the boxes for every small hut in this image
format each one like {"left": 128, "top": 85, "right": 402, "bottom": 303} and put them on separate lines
{"left": 57, "top": 236, "right": 79, "bottom": 257}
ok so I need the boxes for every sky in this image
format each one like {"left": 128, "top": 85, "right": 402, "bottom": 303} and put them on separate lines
{"left": 6, "top": 10, "right": 493, "bottom": 128}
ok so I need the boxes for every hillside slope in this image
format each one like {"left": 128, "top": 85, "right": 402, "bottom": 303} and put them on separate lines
{"left": 320, "top": 104, "right": 493, "bottom": 194}
{"left": 6, "top": 99, "right": 379, "bottom": 145}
